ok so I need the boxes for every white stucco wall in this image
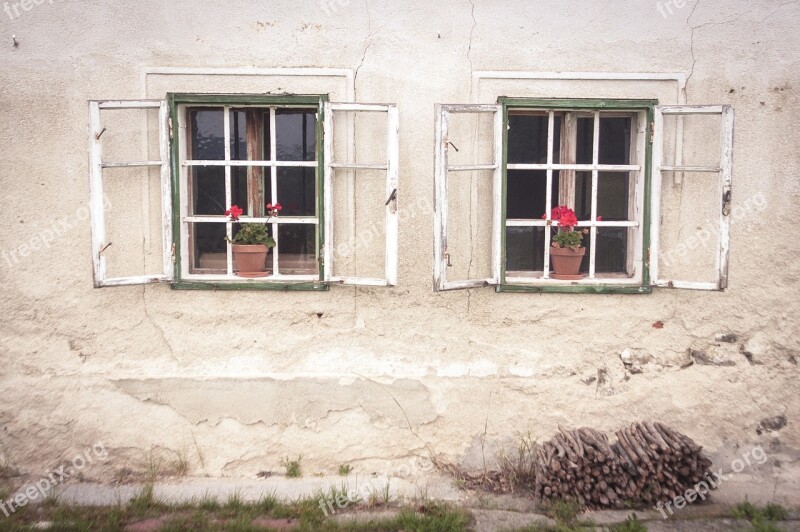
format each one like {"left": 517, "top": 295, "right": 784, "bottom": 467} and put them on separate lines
{"left": 1, "top": 0, "right": 798, "bottom": 498}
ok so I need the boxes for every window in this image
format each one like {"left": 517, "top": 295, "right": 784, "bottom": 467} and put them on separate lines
{"left": 503, "top": 100, "right": 650, "bottom": 288}
{"left": 88, "top": 95, "right": 399, "bottom": 290}
{"left": 179, "top": 99, "right": 321, "bottom": 282}
{"left": 433, "top": 98, "right": 734, "bottom": 294}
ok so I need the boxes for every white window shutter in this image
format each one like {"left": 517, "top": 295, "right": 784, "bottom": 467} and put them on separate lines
{"left": 433, "top": 104, "right": 503, "bottom": 291}
{"left": 322, "top": 102, "right": 399, "bottom": 286}
{"left": 650, "top": 105, "right": 734, "bottom": 291}
{"left": 88, "top": 100, "right": 174, "bottom": 287}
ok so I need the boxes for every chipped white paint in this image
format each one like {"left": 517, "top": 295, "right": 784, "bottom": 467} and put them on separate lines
{"left": 323, "top": 102, "right": 399, "bottom": 287}
{"left": 433, "top": 104, "right": 502, "bottom": 291}
{"left": 88, "top": 100, "right": 173, "bottom": 287}
{"left": 650, "top": 104, "right": 735, "bottom": 291}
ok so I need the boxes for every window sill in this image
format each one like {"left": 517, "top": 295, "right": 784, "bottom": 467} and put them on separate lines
{"left": 497, "top": 283, "right": 651, "bottom": 294}
{"left": 171, "top": 280, "right": 329, "bottom": 292}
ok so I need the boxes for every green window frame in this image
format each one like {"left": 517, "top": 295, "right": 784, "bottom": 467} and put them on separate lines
{"left": 168, "top": 93, "right": 329, "bottom": 291}
{"left": 498, "top": 98, "right": 657, "bottom": 295}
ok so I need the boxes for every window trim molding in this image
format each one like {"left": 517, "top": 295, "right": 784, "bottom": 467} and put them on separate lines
{"left": 167, "top": 93, "right": 330, "bottom": 291}
{"left": 496, "top": 97, "right": 657, "bottom": 295}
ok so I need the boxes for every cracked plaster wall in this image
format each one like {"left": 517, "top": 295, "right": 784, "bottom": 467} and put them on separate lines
{"left": 0, "top": 0, "right": 798, "bottom": 492}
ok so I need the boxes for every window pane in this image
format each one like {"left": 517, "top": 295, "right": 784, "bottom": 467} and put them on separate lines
{"left": 276, "top": 109, "right": 317, "bottom": 161}
{"left": 191, "top": 166, "right": 225, "bottom": 215}
{"left": 189, "top": 109, "right": 224, "bottom": 160}
{"left": 574, "top": 171, "right": 630, "bottom": 221}
{"left": 277, "top": 167, "right": 316, "bottom": 216}
{"left": 506, "top": 170, "right": 560, "bottom": 219}
{"left": 579, "top": 228, "right": 628, "bottom": 274}
{"left": 191, "top": 167, "right": 248, "bottom": 216}
{"left": 230, "top": 109, "right": 247, "bottom": 161}
{"left": 597, "top": 172, "right": 629, "bottom": 220}
{"left": 229, "top": 109, "right": 271, "bottom": 161}
{"left": 278, "top": 224, "right": 318, "bottom": 274}
{"left": 599, "top": 117, "right": 631, "bottom": 165}
{"left": 576, "top": 115, "right": 594, "bottom": 164}
{"left": 574, "top": 171, "right": 592, "bottom": 220}
{"left": 506, "top": 226, "right": 545, "bottom": 272}
{"left": 189, "top": 222, "right": 227, "bottom": 274}
{"left": 507, "top": 113, "right": 561, "bottom": 164}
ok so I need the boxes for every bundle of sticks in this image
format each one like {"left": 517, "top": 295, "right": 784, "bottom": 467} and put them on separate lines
{"left": 534, "top": 422, "right": 713, "bottom": 510}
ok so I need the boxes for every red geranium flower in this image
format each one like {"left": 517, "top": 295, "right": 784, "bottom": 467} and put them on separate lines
{"left": 544, "top": 205, "right": 580, "bottom": 229}
{"left": 266, "top": 203, "right": 283, "bottom": 216}
{"left": 224, "top": 205, "right": 243, "bottom": 221}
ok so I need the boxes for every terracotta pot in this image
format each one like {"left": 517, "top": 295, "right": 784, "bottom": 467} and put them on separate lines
{"left": 550, "top": 246, "right": 586, "bottom": 280}
{"left": 232, "top": 244, "right": 269, "bottom": 278}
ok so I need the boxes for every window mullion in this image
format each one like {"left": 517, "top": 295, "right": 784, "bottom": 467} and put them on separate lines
{"left": 270, "top": 107, "right": 279, "bottom": 276}
{"left": 589, "top": 111, "right": 600, "bottom": 279}
{"left": 559, "top": 112, "right": 576, "bottom": 207}
{"left": 543, "top": 110, "right": 554, "bottom": 280}
{"left": 246, "top": 109, "right": 264, "bottom": 218}
{"left": 224, "top": 106, "right": 233, "bottom": 277}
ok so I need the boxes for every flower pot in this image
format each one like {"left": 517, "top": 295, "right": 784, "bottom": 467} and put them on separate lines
{"left": 550, "top": 246, "right": 586, "bottom": 280}
{"left": 232, "top": 244, "right": 269, "bottom": 278}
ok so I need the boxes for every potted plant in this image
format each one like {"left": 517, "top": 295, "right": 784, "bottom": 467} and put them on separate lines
{"left": 543, "top": 205, "right": 596, "bottom": 280}
{"left": 224, "top": 203, "right": 282, "bottom": 278}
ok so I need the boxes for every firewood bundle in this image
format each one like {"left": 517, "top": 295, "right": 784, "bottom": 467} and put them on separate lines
{"left": 534, "top": 422, "right": 713, "bottom": 510}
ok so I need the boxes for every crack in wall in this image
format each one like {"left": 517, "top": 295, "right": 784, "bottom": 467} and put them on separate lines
{"left": 141, "top": 285, "right": 177, "bottom": 363}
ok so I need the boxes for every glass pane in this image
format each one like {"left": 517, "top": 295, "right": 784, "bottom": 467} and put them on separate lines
{"left": 278, "top": 224, "right": 318, "bottom": 274}
{"left": 192, "top": 166, "right": 224, "bottom": 215}
{"left": 189, "top": 109, "right": 224, "bottom": 160}
{"left": 507, "top": 113, "right": 561, "bottom": 164}
{"left": 575, "top": 171, "right": 592, "bottom": 220}
{"left": 190, "top": 167, "right": 248, "bottom": 216}
{"left": 506, "top": 170, "right": 560, "bottom": 219}
{"left": 574, "top": 172, "right": 630, "bottom": 221}
{"left": 229, "top": 108, "right": 270, "bottom": 161}
{"left": 189, "top": 222, "right": 227, "bottom": 274}
{"left": 230, "top": 109, "right": 247, "bottom": 161}
{"left": 276, "top": 109, "right": 317, "bottom": 161}
{"left": 599, "top": 117, "right": 631, "bottom": 165}
{"left": 597, "top": 172, "right": 629, "bottom": 221}
{"left": 506, "top": 226, "right": 545, "bottom": 272}
{"left": 580, "top": 228, "right": 628, "bottom": 274}
{"left": 576, "top": 115, "right": 594, "bottom": 164}
{"left": 277, "top": 167, "right": 316, "bottom": 216}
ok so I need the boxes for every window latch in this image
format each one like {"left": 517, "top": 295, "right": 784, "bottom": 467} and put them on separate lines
{"left": 385, "top": 188, "right": 397, "bottom": 206}
{"left": 444, "top": 251, "right": 452, "bottom": 267}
